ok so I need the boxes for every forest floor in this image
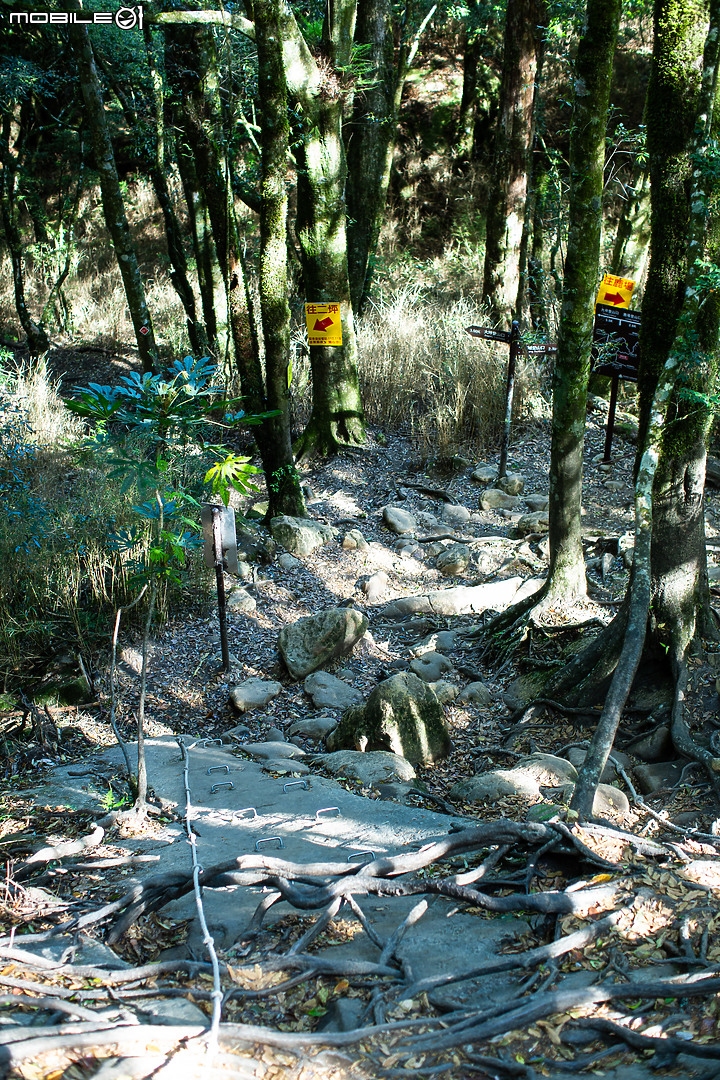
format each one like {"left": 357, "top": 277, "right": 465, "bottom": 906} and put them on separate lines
{"left": 3, "top": 348, "right": 720, "bottom": 1079}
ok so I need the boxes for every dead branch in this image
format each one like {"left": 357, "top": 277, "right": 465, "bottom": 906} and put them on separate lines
{"left": 571, "top": 1017, "right": 720, "bottom": 1060}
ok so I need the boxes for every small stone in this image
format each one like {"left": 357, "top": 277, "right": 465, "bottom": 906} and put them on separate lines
{"left": 315, "top": 750, "right": 416, "bottom": 784}
{"left": 342, "top": 529, "right": 369, "bottom": 551}
{"left": 633, "top": 762, "right": 682, "bottom": 793}
{"left": 415, "top": 630, "right": 458, "bottom": 655}
{"left": 277, "top": 553, "right": 301, "bottom": 570}
{"left": 625, "top": 724, "right": 672, "bottom": 763}
{"left": 229, "top": 677, "right": 283, "bottom": 713}
{"left": 480, "top": 489, "right": 520, "bottom": 511}
{"left": 409, "top": 651, "right": 452, "bottom": 682}
{"left": 441, "top": 503, "right": 471, "bottom": 527}
{"left": 436, "top": 543, "right": 471, "bottom": 577}
{"left": 382, "top": 506, "right": 417, "bottom": 534}
{"left": 416, "top": 511, "right": 439, "bottom": 528}
{"left": 227, "top": 587, "right": 257, "bottom": 614}
{"left": 288, "top": 716, "right": 338, "bottom": 740}
{"left": 238, "top": 741, "right": 305, "bottom": 760}
{"left": 265, "top": 726, "right": 286, "bottom": 743}
{"left": 304, "top": 671, "right": 362, "bottom": 710}
{"left": 498, "top": 473, "right": 524, "bottom": 496}
{"left": 429, "top": 680, "right": 459, "bottom": 703}
{"left": 514, "top": 511, "right": 550, "bottom": 536}
{"left": 604, "top": 479, "right": 625, "bottom": 492}
{"left": 270, "top": 515, "right": 336, "bottom": 557}
{"left": 362, "top": 570, "right": 389, "bottom": 603}
{"left": 471, "top": 465, "right": 496, "bottom": 485}
{"left": 457, "top": 681, "right": 493, "bottom": 705}
{"left": 618, "top": 531, "right": 635, "bottom": 568}
{"left": 451, "top": 770, "right": 541, "bottom": 803}
{"left": 517, "top": 753, "right": 578, "bottom": 785}
{"left": 237, "top": 560, "right": 252, "bottom": 580}
{"left": 525, "top": 494, "right": 549, "bottom": 512}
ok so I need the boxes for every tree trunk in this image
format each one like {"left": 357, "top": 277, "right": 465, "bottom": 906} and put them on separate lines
{"left": 481, "top": 0, "right": 541, "bottom": 322}
{"left": 69, "top": 18, "right": 158, "bottom": 373}
{"left": 291, "top": 0, "right": 366, "bottom": 458}
{"left": 254, "top": 0, "right": 307, "bottom": 518}
{"left": 0, "top": 114, "right": 49, "bottom": 358}
{"left": 544, "top": 0, "right": 622, "bottom": 603}
{"left": 142, "top": 25, "right": 208, "bottom": 359}
{"left": 345, "top": 0, "right": 436, "bottom": 314}
{"left": 565, "top": 0, "right": 720, "bottom": 816}
{"left": 174, "top": 128, "right": 221, "bottom": 356}
{"left": 345, "top": 0, "right": 395, "bottom": 313}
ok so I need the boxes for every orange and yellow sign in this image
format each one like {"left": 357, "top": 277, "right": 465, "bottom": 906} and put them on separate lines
{"left": 305, "top": 303, "right": 343, "bottom": 346}
{"left": 596, "top": 274, "right": 635, "bottom": 309}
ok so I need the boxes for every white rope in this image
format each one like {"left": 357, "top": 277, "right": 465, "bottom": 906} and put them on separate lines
{"left": 176, "top": 737, "right": 223, "bottom": 1053}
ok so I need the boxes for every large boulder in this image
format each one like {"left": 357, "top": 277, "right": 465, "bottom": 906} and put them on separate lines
{"left": 326, "top": 672, "right": 451, "bottom": 765}
{"left": 278, "top": 607, "right": 368, "bottom": 679}
{"left": 270, "top": 515, "right": 336, "bottom": 557}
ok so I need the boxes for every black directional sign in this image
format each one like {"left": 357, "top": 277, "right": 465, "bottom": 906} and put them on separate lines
{"left": 465, "top": 325, "right": 512, "bottom": 343}
{"left": 592, "top": 304, "right": 641, "bottom": 381}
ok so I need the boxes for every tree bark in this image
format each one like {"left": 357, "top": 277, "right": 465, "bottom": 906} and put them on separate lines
{"left": 481, "top": 0, "right": 542, "bottom": 322}
{"left": 254, "top": 0, "right": 307, "bottom": 518}
{"left": 0, "top": 113, "right": 49, "bottom": 358}
{"left": 569, "top": 0, "right": 720, "bottom": 816}
{"left": 544, "top": 0, "right": 621, "bottom": 603}
{"left": 69, "top": 17, "right": 158, "bottom": 373}
{"left": 291, "top": 0, "right": 366, "bottom": 458}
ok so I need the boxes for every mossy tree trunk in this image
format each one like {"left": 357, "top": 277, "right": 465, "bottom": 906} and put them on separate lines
{"left": 345, "top": 0, "right": 436, "bottom": 314}
{"left": 641, "top": 0, "right": 720, "bottom": 660}
{"left": 0, "top": 110, "right": 49, "bottom": 358}
{"left": 141, "top": 25, "right": 208, "bottom": 359}
{"left": 291, "top": 0, "right": 366, "bottom": 458}
{"left": 544, "top": 0, "right": 621, "bottom": 603}
{"left": 253, "top": 0, "right": 307, "bottom": 518}
{"left": 69, "top": 18, "right": 158, "bottom": 373}
{"left": 481, "top": 0, "right": 543, "bottom": 322}
{"left": 569, "top": 0, "right": 720, "bottom": 816}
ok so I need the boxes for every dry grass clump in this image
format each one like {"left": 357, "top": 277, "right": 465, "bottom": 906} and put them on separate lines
{"left": 354, "top": 287, "right": 542, "bottom": 459}
{"left": 0, "top": 355, "right": 137, "bottom": 683}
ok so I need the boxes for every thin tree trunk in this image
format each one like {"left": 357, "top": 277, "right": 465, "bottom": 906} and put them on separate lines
{"left": 482, "top": 0, "right": 541, "bottom": 322}
{"left": 544, "top": 0, "right": 621, "bottom": 603}
{"left": 142, "top": 25, "right": 208, "bottom": 358}
{"left": 254, "top": 0, "right": 307, "bottom": 518}
{"left": 68, "top": 16, "right": 158, "bottom": 373}
{"left": 0, "top": 114, "right": 49, "bottom": 357}
{"left": 174, "top": 129, "right": 220, "bottom": 356}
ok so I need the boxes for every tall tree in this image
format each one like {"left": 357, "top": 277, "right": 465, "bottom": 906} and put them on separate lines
{"left": 69, "top": 15, "right": 158, "bottom": 373}
{"left": 253, "top": 0, "right": 307, "bottom": 517}
{"left": 569, "top": 0, "right": 720, "bottom": 815}
{"left": 481, "top": 0, "right": 543, "bottom": 322}
{"left": 345, "top": 0, "right": 436, "bottom": 314}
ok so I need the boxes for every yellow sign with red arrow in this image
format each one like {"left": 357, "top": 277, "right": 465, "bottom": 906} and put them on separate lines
{"left": 305, "top": 303, "right": 343, "bottom": 346}
{"left": 595, "top": 273, "right": 635, "bottom": 309}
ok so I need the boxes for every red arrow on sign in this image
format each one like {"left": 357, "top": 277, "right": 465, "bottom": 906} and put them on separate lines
{"left": 313, "top": 316, "right": 334, "bottom": 331}
{"left": 603, "top": 292, "right": 625, "bottom": 306}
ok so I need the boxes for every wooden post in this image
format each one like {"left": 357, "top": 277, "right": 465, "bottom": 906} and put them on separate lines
{"left": 212, "top": 507, "right": 230, "bottom": 673}
{"left": 603, "top": 373, "right": 620, "bottom": 463}
{"left": 498, "top": 320, "right": 520, "bottom": 478}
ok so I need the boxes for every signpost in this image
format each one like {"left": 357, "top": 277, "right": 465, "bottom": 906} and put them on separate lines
{"left": 305, "top": 303, "right": 343, "bottom": 346}
{"left": 591, "top": 304, "right": 641, "bottom": 461}
{"left": 201, "top": 503, "right": 239, "bottom": 673}
{"left": 595, "top": 273, "right": 635, "bottom": 310}
{"left": 465, "top": 323, "right": 557, "bottom": 478}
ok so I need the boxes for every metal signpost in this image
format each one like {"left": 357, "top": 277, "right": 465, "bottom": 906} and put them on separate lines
{"left": 465, "top": 323, "right": 557, "bottom": 478}
{"left": 591, "top": 304, "right": 641, "bottom": 462}
{"left": 201, "top": 504, "right": 239, "bottom": 673}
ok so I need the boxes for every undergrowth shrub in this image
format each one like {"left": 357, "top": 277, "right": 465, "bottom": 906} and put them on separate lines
{"left": 354, "top": 289, "right": 543, "bottom": 458}
{"left": 0, "top": 354, "right": 137, "bottom": 685}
